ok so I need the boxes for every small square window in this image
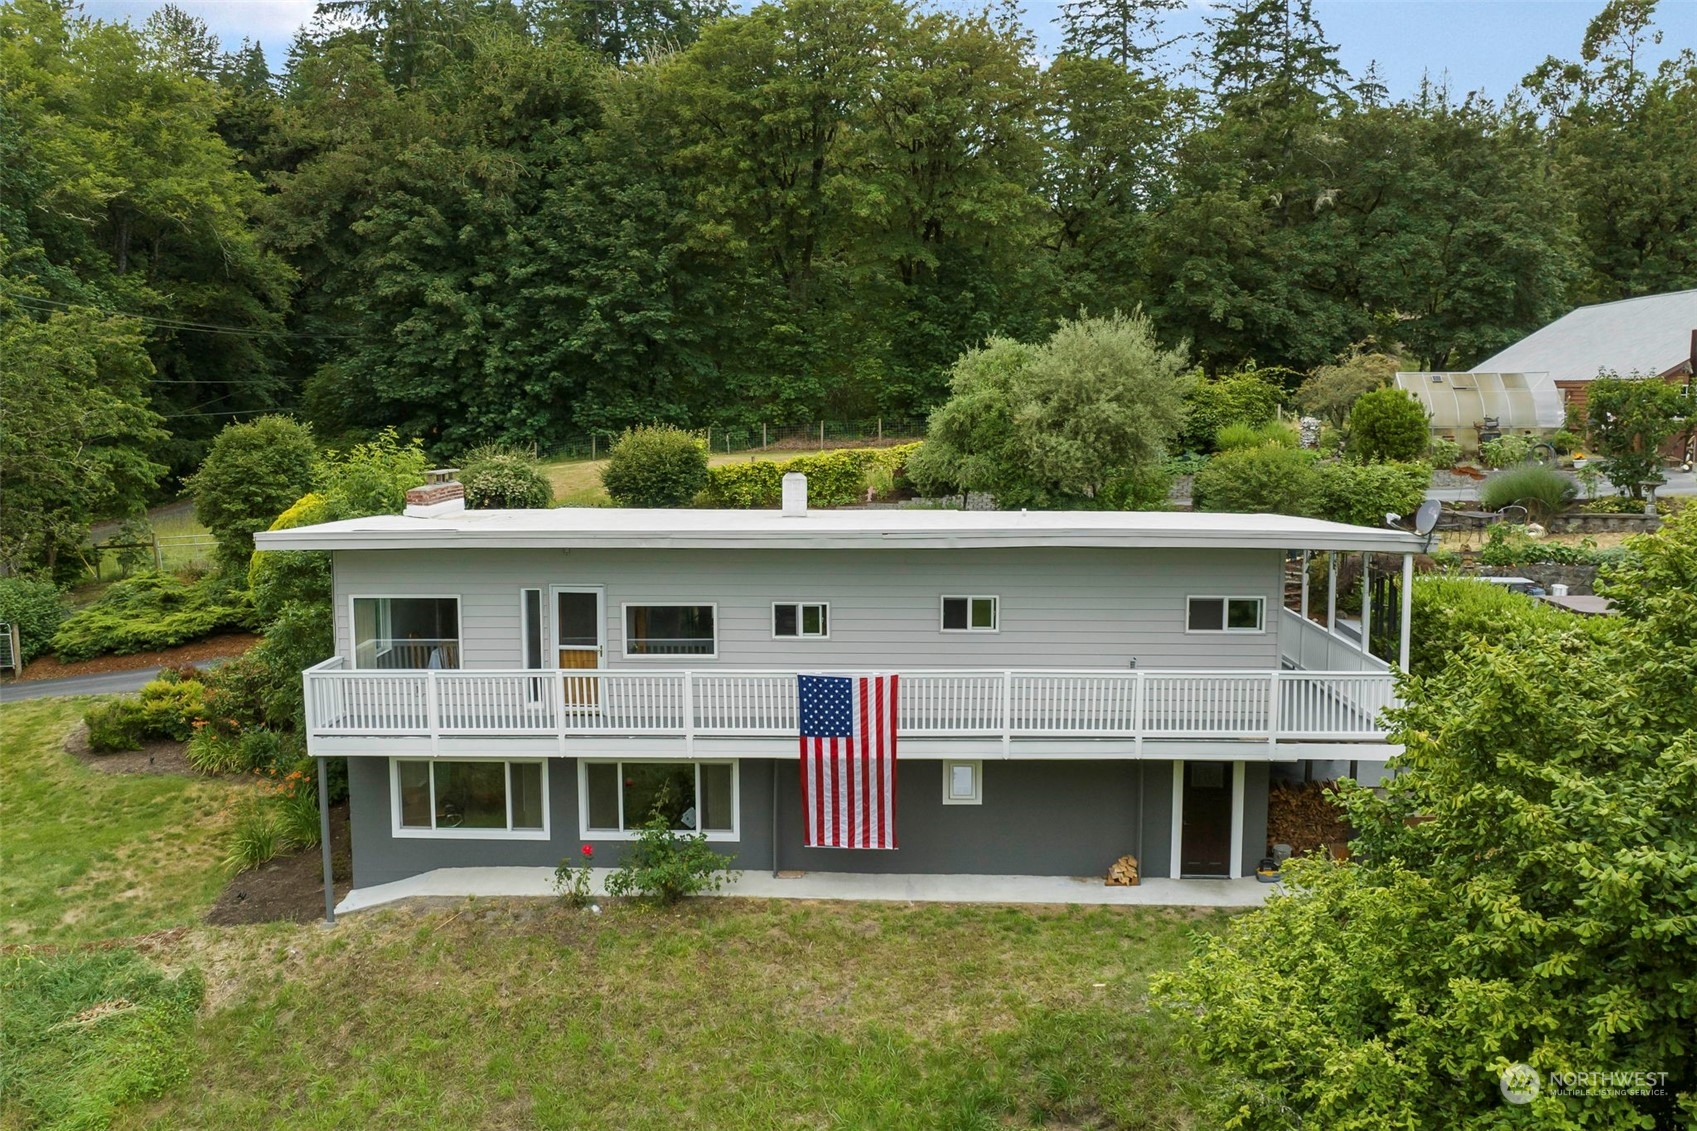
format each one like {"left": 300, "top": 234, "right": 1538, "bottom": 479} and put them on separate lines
{"left": 942, "top": 596, "right": 997, "bottom": 632}
{"left": 942, "top": 760, "right": 982, "bottom": 805}
{"left": 773, "top": 602, "right": 828, "bottom": 638}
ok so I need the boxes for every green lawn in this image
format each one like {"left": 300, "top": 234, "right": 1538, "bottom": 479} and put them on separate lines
{"left": 3, "top": 700, "right": 1231, "bottom": 1130}
{"left": 121, "top": 900, "right": 1223, "bottom": 1130}
{"left": 0, "top": 699, "right": 240, "bottom": 945}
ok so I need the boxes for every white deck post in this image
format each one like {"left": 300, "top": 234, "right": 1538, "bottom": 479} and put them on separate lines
{"left": 1399, "top": 552, "right": 1414, "bottom": 672}
{"left": 1326, "top": 552, "right": 1337, "bottom": 632}
{"left": 1299, "top": 550, "right": 1310, "bottom": 620}
{"left": 1359, "top": 552, "right": 1372, "bottom": 657}
{"left": 683, "top": 671, "right": 694, "bottom": 755}
{"left": 318, "top": 755, "right": 336, "bottom": 924}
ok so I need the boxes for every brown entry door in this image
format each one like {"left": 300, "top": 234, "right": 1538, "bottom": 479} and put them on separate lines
{"left": 555, "top": 589, "right": 602, "bottom": 707}
{"left": 1180, "top": 762, "right": 1232, "bottom": 876}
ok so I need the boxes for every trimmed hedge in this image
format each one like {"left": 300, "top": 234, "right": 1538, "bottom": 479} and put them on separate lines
{"left": 0, "top": 577, "right": 69, "bottom": 664}
{"left": 701, "top": 444, "right": 921, "bottom": 508}
{"left": 52, "top": 573, "right": 253, "bottom": 663}
{"left": 601, "top": 426, "right": 709, "bottom": 507}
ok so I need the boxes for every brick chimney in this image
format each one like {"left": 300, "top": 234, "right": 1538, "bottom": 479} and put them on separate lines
{"left": 405, "top": 469, "right": 465, "bottom": 517}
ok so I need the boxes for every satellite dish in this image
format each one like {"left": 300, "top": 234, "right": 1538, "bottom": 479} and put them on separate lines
{"left": 1413, "top": 499, "right": 1442, "bottom": 537}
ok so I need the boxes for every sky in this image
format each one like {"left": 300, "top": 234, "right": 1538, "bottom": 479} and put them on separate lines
{"left": 78, "top": 0, "right": 1697, "bottom": 102}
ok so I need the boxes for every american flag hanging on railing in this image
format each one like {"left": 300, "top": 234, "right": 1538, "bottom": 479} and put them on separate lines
{"left": 798, "top": 674, "right": 898, "bottom": 849}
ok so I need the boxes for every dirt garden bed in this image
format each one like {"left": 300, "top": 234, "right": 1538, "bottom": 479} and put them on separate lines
{"left": 206, "top": 802, "right": 352, "bottom": 926}
{"left": 7, "top": 632, "right": 259, "bottom": 683}
{"left": 62, "top": 722, "right": 194, "bottom": 775}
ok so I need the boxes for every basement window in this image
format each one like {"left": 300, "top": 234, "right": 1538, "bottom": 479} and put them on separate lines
{"left": 392, "top": 759, "right": 547, "bottom": 838}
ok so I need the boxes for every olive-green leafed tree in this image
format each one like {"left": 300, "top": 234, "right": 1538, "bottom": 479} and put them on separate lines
{"left": 909, "top": 311, "right": 1191, "bottom": 507}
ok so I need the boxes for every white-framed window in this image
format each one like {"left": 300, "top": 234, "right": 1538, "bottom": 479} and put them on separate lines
{"left": 351, "top": 596, "right": 461, "bottom": 669}
{"left": 772, "top": 602, "right": 829, "bottom": 638}
{"left": 941, "top": 595, "right": 998, "bottom": 633}
{"left": 579, "top": 760, "right": 738, "bottom": 841}
{"left": 1186, "top": 596, "right": 1265, "bottom": 633}
{"left": 391, "top": 759, "right": 548, "bottom": 839}
{"left": 622, "top": 604, "right": 717, "bottom": 658}
{"left": 942, "top": 760, "right": 982, "bottom": 805}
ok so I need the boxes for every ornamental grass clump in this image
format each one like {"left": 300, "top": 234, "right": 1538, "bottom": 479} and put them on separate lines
{"left": 1478, "top": 464, "right": 1577, "bottom": 518}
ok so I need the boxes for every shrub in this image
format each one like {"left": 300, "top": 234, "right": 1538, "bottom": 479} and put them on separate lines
{"left": 137, "top": 678, "right": 208, "bottom": 742}
{"left": 51, "top": 573, "right": 253, "bottom": 662}
{"left": 1550, "top": 429, "right": 1584, "bottom": 455}
{"left": 1181, "top": 370, "right": 1285, "bottom": 452}
{"left": 235, "top": 727, "right": 285, "bottom": 772}
{"left": 603, "top": 813, "right": 736, "bottom": 905}
{"left": 1295, "top": 350, "right": 1399, "bottom": 428}
{"left": 1346, "top": 388, "right": 1429, "bottom": 462}
{"left": 1578, "top": 494, "right": 1644, "bottom": 514}
{"left": 1478, "top": 524, "right": 1627, "bottom": 567}
{"left": 1479, "top": 433, "right": 1535, "bottom": 468}
{"left": 1478, "top": 465, "right": 1577, "bottom": 517}
{"left": 554, "top": 844, "right": 597, "bottom": 908}
{"left": 1191, "top": 446, "right": 1319, "bottom": 516}
{"left": 187, "top": 415, "right": 317, "bottom": 574}
{"left": 1311, "top": 461, "right": 1430, "bottom": 527}
{"left": 1095, "top": 462, "right": 1174, "bottom": 511}
{"left": 1214, "top": 421, "right": 1298, "bottom": 452}
{"left": 223, "top": 796, "right": 293, "bottom": 873}
{"left": 1426, "top": 436, "right": 1462, "bottom": 468}
{"left": 84, "top": 699, "right": 150, "bottom": 753}
{"left": 459, "top": 445, "right": 553, "bottom": 509}
{"left": 1407, "top": 575, "right": 1579, "bottom": 678}
{"left": 701, "top": 461, "right": 784, "bottom": 507}
{"left": 701, "top": 448, "right": 893, "bottom": 508}
{"left": 1586, "top": 374, "right": 1685, "bottom": 497}
{"left": 600, "top": 426, "right": 709, "bottom": 507}
{"left": 0, "top": 577, "right": 68, "bottom": 664}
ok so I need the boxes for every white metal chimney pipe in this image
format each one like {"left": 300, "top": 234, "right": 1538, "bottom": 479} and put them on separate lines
{"left": 781, "top": 472, "right": 808, "bottom": 517}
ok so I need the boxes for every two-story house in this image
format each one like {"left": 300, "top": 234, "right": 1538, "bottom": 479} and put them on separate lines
{"left": 258, "top": 474, "right": 1419, "bottom": 912}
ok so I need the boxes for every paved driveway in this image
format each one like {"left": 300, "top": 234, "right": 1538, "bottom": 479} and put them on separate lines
{"left": 0, "top": 668, "right": 163, "bottom": 703}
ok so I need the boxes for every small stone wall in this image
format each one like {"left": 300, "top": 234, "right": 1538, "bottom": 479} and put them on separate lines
{"left": 1546, "top": 512, "right": 1661, "bottom": 535}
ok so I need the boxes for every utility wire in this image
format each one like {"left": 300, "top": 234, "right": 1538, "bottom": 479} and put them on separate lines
{"left": 2, "top": 290, "right": 359, "bottom": 339}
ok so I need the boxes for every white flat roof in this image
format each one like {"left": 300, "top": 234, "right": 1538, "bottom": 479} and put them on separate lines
{"left": 254, "top": 506, "right": 1424, "bottom": 554}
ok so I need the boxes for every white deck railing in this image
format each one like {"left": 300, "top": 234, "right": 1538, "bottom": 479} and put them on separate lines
{"left": 304, "top": 658, "right": 1398, "bottom": 745}
{"left": 1279, "top": 606, "right": 1391, "bottom": 674}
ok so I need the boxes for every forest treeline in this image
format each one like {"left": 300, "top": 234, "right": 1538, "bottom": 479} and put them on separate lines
{"left": 3, "top": 0, "right": 1694, "bottom": 479}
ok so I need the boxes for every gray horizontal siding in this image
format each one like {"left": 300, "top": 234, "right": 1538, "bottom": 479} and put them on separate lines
{"left": 332, "top": 546, "right": 1284, "bottom": 671}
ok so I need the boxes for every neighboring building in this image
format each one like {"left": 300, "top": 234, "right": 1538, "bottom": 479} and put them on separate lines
{"left": 257, "top": 477, "right": 1421, "bottom": 908}
{"left": 1400, "top": 289, "right": 1697, "bottom": 457}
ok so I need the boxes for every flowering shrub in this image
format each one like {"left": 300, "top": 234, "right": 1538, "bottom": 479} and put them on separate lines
{"left": 554, "top": 844, "right": 597, "bottom": 907}
{"left": 604, "top": 815, "right": 735, "bottom": 905}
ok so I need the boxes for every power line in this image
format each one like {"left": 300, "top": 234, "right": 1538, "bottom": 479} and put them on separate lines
{"left": 2, "top": 291, "right": 359, "bottom": 340}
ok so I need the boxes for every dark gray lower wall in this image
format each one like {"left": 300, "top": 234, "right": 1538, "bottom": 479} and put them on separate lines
{"left": 348, "top": 756, "right": 1258, "bottom": 886}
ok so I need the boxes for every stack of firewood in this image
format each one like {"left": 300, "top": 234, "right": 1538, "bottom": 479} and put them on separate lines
{"left": 1266, "top": 782, "right": 1351, "bottom": 859}
{"left": 1104, "top": 854, "right": 1140, "bottom": 886}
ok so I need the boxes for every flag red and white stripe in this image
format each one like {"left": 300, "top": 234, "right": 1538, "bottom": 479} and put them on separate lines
{"left": 798, "top": 674, "right": 897, "bottom": 849}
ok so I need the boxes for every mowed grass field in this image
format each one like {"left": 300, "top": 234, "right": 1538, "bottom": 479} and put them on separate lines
{"left": 2, "top": 699, "right": 1231, "bottom": 1131}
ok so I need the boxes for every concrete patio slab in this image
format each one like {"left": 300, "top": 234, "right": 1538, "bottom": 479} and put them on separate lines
{"left": 336, "top": 866, "right": 1277, "bottom": 915}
